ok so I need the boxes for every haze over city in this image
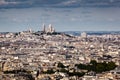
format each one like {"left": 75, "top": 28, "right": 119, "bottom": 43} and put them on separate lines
{"left": 0, "top": 0, "right": 120, "bottom": 32}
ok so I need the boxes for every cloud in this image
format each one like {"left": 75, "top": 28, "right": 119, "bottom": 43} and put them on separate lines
{"left": 0, "top": 0, "right": 120, "bottom": 9}
{"left": 0, "top": 0, "right": 20, "bottom": 5}
{"left": 59, "top": 0, "right": 78, "bottom": 6}
{"left": 0, "top": 0, "right": 8, "bottom": 5}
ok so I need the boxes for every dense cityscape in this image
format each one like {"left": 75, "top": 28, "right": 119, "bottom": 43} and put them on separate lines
{"left": 0, "top": 24, "right": 120, "bottom": 80}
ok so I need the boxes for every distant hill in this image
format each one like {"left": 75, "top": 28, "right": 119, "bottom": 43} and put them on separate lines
{"left": 0, "top": 31, "right": 120, "bottom": 36}
{"left": 63, "top": 31, "right": 120, "bottom": 36}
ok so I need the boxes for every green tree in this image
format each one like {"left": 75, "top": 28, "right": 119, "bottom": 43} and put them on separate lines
{"left": 57, "top": 62, "right": 65, "bottom": 68}
{"left": 106, "top": 61, "right": 117, "bottom": 71}
{"left": 96, "top": 63, "right": 105, "bottom": 73}
{"left": 59, "top": 68, "right": 68, "bottom": 73}
{"left": 90, "top": 60, "right": 97, "bottom": 65}
{"left": 75, "top": 64, "right": 87, "bottom": 70}
{"left": 43, "top": 69, "right": 55, "bottom": 74}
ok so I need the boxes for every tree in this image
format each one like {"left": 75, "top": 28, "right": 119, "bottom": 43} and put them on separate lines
{"left": 75, "top": 64, "right": 87, "bottom": 70}
{"left": 59, "top": 68, "right": 68, "bottom": 73}
{"left": 43, "top": 69, "right": 55, "bottom": 74}
{"left": 57, "top": 62, "right": 65, "bottom": 68}
{"left": 90, "top": 60, "right": 97, "bottom": 66}
{"left": 106, "top": 61, "right": 117, "bottom": 71}
{"left": 75, "top": 60, "right": 117, "bottom": 73}
{"left": 96, "top": 63, "right": 105, "bottom": 73}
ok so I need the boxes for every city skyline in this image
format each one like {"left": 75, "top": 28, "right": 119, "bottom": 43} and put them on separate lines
{"left": 0, "top": 0, "right": 120, "bottom": 32}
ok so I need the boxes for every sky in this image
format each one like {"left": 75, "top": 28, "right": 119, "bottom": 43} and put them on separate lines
{"left": 0, "top": 0, "right": 120, "bottom": 32}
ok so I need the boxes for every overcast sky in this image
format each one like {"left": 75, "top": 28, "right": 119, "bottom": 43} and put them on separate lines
{"left": 0, "top": 0, "right": 120, "bottom": 32}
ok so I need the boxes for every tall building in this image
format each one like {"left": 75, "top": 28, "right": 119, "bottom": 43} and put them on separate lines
{"left": 42, "top": 24, "right": 46, "bottom": 33}
{"left": 48, "top": 24, "right": 52, "bottom": 33}
{"left": 47, "top": 24, "right": 55, "bottom": 33}
{"left": 42, "top": 24, "right": 55, "bottom": 33}
{"left": 81, "top": 32, "right": 87, "bottom": 38}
